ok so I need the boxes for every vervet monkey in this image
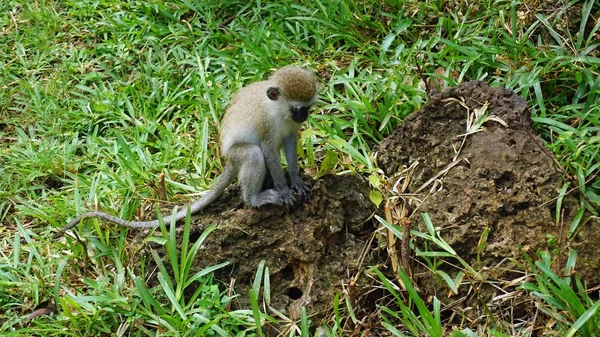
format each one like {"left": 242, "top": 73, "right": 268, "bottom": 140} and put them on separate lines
{"left": 54, "top": 66, "right": 318, "bottom": 238}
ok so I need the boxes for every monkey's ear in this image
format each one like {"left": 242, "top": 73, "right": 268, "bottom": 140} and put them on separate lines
{"left": 266, "top": 87, "right": 281, "bottom": 101}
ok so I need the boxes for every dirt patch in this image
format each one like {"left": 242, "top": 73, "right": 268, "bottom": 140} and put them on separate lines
{"left": 143, "top": 174, "right": 374, "bottom": 324}
{"left": 378, "top": 81, "right": 598, "bottom": 315}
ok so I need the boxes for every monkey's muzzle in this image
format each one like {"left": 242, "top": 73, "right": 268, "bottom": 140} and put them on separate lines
{"left": 291, "top": 106, "right": 310, "bottom": 123}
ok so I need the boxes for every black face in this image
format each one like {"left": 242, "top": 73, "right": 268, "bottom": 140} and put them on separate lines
{"left": 291, "top": 105, "right": 310, "bottom": 123}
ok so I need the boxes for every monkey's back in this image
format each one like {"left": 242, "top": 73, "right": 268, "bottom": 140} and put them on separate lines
{"left": 220, "top": 81, "right": 272, "bottom": 155}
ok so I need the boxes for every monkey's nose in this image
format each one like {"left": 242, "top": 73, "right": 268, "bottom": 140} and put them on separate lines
{"left": 291, "top": 106, "right": 309, "bottom": 123}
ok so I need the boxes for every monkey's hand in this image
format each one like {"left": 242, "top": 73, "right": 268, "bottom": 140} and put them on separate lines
{"left": 277, "top": 186, "right": 296, "bottom": 206}
{"left": 291, "top": 178, "right": 311, "bottom": 201}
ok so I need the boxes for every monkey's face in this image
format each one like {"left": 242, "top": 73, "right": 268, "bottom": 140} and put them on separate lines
{"left": 291, "top": 105, "right": 311, "bottom": 123}
{"left": 266, "top": 87, "right": 312, "bottom": 123}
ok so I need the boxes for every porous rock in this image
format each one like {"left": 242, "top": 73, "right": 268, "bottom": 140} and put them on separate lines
{"left": 378, "top": 81, "right": 597, "bottom": 286}
{"left": 146, "top": 174, "right": 374, "bottom": 323}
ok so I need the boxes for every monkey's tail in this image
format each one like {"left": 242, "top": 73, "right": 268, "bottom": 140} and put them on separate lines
{"left": 54, "top": 164, "right": 237, "bottom": 238}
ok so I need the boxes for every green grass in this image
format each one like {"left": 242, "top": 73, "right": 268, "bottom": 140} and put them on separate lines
{"left": 1, "top": 0, "right": 599, "bottom": 335}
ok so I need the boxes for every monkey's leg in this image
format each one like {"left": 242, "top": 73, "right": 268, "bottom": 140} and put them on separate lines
{"left": 284, "top": 134, "right": 311, "bottom": 200}
{"left": 230, "top": 144, "right": 281, "bottom": 207}
{"left": 261, "top": 143, "right": 295, "bottom": 206}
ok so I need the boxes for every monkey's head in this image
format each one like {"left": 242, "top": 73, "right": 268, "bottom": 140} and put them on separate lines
{"left": 266, "top": 66, "right": 318, "bottom": 123}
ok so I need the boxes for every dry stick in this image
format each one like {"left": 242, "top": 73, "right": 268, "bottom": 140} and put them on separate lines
{"left": 415, "top": 60, "right": 433, "bottom": 96}
{"left": 158, "top": 172, "right": 167, "bottom": 201}
{"left": 399, "top": 206, "right": 412, "bottom": 278}
{"left": 225, "top": 278, "right": 236, "bottom": 312}
{"left": 392, "top": 167, "right": 417, "bottom": 279}
{"left": 384, "top": 201, "right": 399, "bottom": 275}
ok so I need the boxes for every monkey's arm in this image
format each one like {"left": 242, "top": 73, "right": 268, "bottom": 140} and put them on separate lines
{"left": 284, "top": 135, "right": 310, "bottom": 199}
{"left": 262, "top": 144, "right": 295, "bottom": 205}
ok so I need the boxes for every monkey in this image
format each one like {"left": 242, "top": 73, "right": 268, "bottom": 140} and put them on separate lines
{"left": 54, "top": 66, "right": 318, "bottom": 239}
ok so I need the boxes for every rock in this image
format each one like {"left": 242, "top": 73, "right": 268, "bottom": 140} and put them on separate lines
{"left": 378, "top": 80, "right": 597, "bottom": 291}
{"left": 143, "top": 174, "right": 374, "bottom": 323}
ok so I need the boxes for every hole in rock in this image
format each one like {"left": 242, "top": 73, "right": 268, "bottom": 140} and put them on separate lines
{"left": 287, "top": 287, "right": 303, "bottom": 300}
{"left": 281, "top": 265, "right": 294, "bottom": 281}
